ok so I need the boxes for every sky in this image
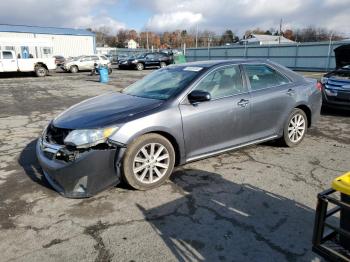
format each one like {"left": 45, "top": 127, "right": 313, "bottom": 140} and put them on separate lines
{"left": 0, "top": 0, "right": 349, "bottom": 37}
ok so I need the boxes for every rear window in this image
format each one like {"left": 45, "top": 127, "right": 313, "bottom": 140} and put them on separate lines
{"left": 243, "top": 64, "right": 290, "bottom": 91}
{"left": 2, "top": 51, "right": 13, "bottom": 59}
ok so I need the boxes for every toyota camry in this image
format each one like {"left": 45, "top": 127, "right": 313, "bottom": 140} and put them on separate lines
{"left": 37, "top": 60, "right": 322, "bottom": 198}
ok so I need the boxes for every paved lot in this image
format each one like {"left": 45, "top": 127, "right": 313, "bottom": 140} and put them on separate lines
{"left": 0, "top": 69, "right": 349, "bottom": 262}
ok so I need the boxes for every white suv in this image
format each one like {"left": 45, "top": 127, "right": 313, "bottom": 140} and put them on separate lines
{"left": 63, "top": 55, "right": 111, "bottom": 73}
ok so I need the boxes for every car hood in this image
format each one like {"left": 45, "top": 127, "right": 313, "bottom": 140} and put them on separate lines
{"left": 53, "top": 92, "right": 163, "bottom": 129}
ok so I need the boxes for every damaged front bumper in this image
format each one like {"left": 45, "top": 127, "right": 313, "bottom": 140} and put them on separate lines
{"left": 36, "top": 138, "right": 124, "bottom": 198}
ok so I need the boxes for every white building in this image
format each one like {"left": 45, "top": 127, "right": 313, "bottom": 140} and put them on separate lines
{"left": 242, "top": 34, "right": 295, "bottom": 45}
{"left": 0, "top": 24, "right": 96, "bottom": 58}
{"left": 124, "top": 39, "right": 139, "bottom": 49}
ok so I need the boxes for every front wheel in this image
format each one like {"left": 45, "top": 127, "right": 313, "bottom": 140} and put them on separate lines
{"left": 159, "top": 62, "right": 167, "bottom": 68}
{"left": 281, "top": 108, "right": 308, "bottom": 147}
{"left": 136, "top": 63, "right": 144, "bottom": 71}
{"left": 70, "top": 65, "right": 78, "bottom": 73}
{"left": 122, "top": 133, "right": 175, "bottom": 190}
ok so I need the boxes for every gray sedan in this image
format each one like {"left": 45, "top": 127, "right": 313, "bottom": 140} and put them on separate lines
{"left": 37, "top": 60, "right": 322, "bottom": 198}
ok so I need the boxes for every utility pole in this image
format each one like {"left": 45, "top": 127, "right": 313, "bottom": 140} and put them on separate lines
{"left": 146, "top": 30, "right": 149, "bottom": 51}
{"left": 195, "top": 24, "right": 198, "bottom": 48}
{"left": 279, "top": 18, "right": 282, "bottom": 44}
{"left": 207, "top": 35, "right": 211, "bottom": 59}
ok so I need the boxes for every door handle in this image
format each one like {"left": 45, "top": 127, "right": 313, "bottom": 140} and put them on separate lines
{"left": 286, "top": 89, "right": 295, "bottom": 96}
{"left": 237, "top": 99, "right": 249, "bottom": 107}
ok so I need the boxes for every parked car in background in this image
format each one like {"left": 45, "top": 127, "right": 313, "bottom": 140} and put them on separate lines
{"left": 62, "top": 55, "right": 111, "bottom": 73}
{"left": 321, "top": 65, "right": 350, "bottom": 109}
{"left": 115, "top": 54, "right": 129, "bottom": 64}
{"left": 0, "top": 50, "right": 56, "bottom": 77}
{"left": 37, "top": 60, "right": 322, "bottom": 198}
{"left": 53, "top": 55, "right": 65, "bottom": 66}
{"left": 119, "top": 52, "right": 173, "bottom": 70}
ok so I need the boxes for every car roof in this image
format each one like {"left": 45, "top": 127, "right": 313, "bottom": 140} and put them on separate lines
{"left": 176, "top": 59, "right": 271, "bottom": 69}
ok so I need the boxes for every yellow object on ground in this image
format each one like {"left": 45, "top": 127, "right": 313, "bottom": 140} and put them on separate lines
{"left": 332, "top": 172, "right": 350, "bottom": 195}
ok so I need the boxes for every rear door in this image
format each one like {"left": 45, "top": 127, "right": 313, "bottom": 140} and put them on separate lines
{"left": 242, "top": 63, "right": 296, "bottom": 140}
{"left": 1, "top": 51, "right": 17, "bottom": 72}
{"left": 180, "top": 64, "right": 251, "bottom": 160}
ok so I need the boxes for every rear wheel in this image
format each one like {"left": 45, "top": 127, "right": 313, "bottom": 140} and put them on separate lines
{"left": 70, "top": 65, "right": 78, "bottom": 73}
{"left": 122, "top": 133, "right": 175, "bottom": 190}
{"left": 35, "top": 66, "right": 47, "bottom": 77}
{"left": 281, "top": 108, "right": 308, "bottom": 147}
{"left": 136, "top": 63, "right": 144, "bottom": 71}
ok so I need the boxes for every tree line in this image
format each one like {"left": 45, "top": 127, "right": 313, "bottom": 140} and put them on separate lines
{"left": 88, "top": 26, "right": 345, "bottom": 49}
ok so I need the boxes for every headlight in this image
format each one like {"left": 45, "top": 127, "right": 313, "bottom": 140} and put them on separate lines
{"left": 64, "top": 127, "right": 118, "bottom": 148}
{"left": 131, "top": 60, "right": 138, "bottom": 63}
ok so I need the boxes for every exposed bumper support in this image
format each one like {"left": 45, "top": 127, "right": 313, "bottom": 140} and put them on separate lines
{"left": 36, "top": 138, "right": 125, "bottom": 198}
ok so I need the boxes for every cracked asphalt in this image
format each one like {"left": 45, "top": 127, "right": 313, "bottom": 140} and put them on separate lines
{"left": 0, "top": 69, "right": 349, "bottom": 262}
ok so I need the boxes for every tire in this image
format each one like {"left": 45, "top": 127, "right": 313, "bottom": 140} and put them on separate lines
{"left": 35, "top": 66, "right": 47, "bottom": 77}
{"left": 136, "top": 63, "right": 144, "bottom": 71}
{"left": 108, "top": 68, "right": 112, "bottom": 75}
{"left": 70, "top": 65, "right": 78, "bottom": 73}
{"left": 122, "top": 133, "right": 175, "bottom": 190}
{"left": 159, "top": 62, "right": 167, "bottom": 68}
{"left": 280, "top": 108, "right": 308, "bottom": 147}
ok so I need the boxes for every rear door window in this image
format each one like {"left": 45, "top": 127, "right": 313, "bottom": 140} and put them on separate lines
{"left": 243, "top": 64, "right": 290, "bottom": 91}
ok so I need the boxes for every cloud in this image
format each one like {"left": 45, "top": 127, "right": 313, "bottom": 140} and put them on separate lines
{"left": 0, "top": 0, "right": 124, "bottom": 34}
{"left": 133, "top": 0, "right": 350, "bottom": 35}
{"left": 0, "top": 0, "right": 349, "bottom": 36}
{"left": 146, "top": 11, "right": 203, "bottom": 32}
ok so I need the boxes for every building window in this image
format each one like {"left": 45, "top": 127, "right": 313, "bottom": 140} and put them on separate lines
{"left": 42, "top": 47, "right": 52, "bottom": 55}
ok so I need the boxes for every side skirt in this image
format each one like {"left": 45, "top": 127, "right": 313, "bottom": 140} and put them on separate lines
{"left": 185, "top": 135, "right": 279, "bottom": 163}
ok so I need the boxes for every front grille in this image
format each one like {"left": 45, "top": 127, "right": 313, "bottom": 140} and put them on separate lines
{"left": 45, "top": 124, "right": 71, "bottom": 145}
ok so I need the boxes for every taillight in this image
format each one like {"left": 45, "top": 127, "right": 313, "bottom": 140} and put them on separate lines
{"left": 316, "top": 81, "right": 323, "bottom": 92}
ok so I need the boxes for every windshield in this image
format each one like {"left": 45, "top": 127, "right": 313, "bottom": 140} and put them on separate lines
{"left": 135, "top": 54, "right": 146, "bottom": 59}
{"left": 122, "top": 66, "right": 202, "bottom": 100}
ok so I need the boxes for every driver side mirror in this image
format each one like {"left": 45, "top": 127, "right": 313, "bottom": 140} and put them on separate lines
{"left": 188, "top": 90, "right": 211, "bottom": 104}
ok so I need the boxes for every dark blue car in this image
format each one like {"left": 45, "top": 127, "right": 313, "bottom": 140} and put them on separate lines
{"left": 321, "top": 65, "right": 350, "bottom": 109}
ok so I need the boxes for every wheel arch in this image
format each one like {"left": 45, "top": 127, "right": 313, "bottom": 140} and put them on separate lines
{"left": 70, "top": 64, "right": 79, "bottom": 70}
{"left": 295, "top": 104, "right": 312, "bottom": 128}
{"left": 34, "top": 62, "right": 48, "bottom": 70}
{"left": 144, "top": 131, "right": 181, "bottom": 166}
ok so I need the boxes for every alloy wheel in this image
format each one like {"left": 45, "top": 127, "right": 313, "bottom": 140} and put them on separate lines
{"left": 133, "top": 143, "right": 170, "bottom": 184}
{"left": 288, "top": 113, "right": 306, "bottom": 143}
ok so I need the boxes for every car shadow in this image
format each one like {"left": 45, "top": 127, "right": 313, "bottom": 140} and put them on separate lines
{"left": 18, "top": 139, "right": 55, "bottom": 192}
{"left": 137, "top": 169, "right": 326, "bottom": 261}
{"left": 0, "top": 72, "right": 47, "bottom": 78}
{"left": 321, "top": 106, "right": 350, "bottom": 117}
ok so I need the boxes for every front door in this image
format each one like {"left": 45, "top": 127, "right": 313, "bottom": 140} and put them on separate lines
{"left": 242, "top": 64, "right": 297, "bottom": 140}
{"left": 180, "top": 65, "right": 251, "bottom": 160}
{"left": 145, "top": 54, "right": 157, "bottom": 67}
{"left": 1, "top": 51, "right": 17, "bottom": 72}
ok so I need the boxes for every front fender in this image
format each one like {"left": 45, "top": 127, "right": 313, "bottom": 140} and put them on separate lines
{"left": 108, "top": 107, "right": 186, "bottom": 164}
